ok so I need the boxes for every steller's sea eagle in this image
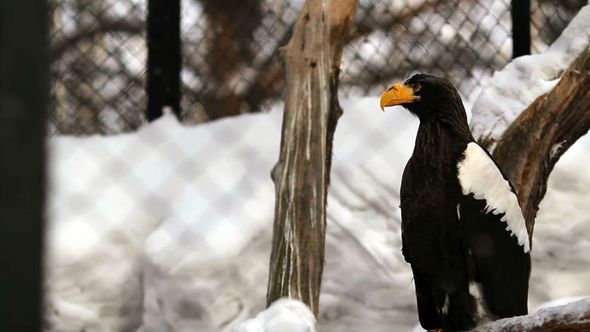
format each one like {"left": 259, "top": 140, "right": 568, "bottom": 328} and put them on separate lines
{"left": 380, "top": 74, "right": 531, "bottom": 331}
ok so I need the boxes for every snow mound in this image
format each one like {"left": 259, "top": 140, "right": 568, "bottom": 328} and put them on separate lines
{"left": 231, "top": 298, "right": 316, "bottom": 332}
{"left": 470, "top": 3, "right": 590, "bottom": 144}
{"left": 135, "top": 98, "right": 421, "bottom": 332}
{"left": 46, "top": 96, "right": 590, "bottom": 331}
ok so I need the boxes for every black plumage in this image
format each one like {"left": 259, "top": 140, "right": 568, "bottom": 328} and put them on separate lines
{"left": 380, "top": 74, "right": 531, "bottom": 331}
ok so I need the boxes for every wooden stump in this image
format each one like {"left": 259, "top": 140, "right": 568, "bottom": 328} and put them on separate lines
{"left": 266, "top": 0, "right": 357, "bottom": 317}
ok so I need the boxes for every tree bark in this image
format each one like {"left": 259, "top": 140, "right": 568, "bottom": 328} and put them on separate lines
{"left": 266, "top": 0, "right": 357, "bottom": 317}
{"left": 492, "top": 48, "right": 590, "bottom": 238}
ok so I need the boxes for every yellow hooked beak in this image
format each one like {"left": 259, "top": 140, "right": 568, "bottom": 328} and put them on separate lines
{"left": 380, "top": 83, "right": 419, "bottom": 111}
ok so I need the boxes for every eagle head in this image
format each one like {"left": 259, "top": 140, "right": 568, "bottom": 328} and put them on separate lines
{"left": 380, "top": 73, "right": 464, "bottom": 120}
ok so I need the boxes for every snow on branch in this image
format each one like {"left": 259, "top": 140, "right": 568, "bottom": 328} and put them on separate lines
{"left": 474, "top": 297, "right": 590, "bottom": 331}
{"left": 493, "top": 46, "right": 590, "bottom": 234}
{"left": 470, "top": 3, "right": 590, "bottom": 145}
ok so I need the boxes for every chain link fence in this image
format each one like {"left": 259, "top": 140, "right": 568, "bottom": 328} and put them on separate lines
{"left": 48, "top": 0, "right": 585, "bottom": 135}
{"left": 44, "top": 1, "right": 589, "bottom": 331}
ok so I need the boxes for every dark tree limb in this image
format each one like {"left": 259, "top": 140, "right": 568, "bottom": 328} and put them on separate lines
{"left": 266, "top": 0, "right": 358, "bottom": 317}
{"left": 50, "top": 16, "right": 143, "bottom": 62}
{"left": 492, "top": 48, "right": 590, "bottom": 238}
{"left": 350, "top": 0, "right": 444, "bottom": 41}
{"left": 197, "top": 0, "right": 262, "bottom": 119}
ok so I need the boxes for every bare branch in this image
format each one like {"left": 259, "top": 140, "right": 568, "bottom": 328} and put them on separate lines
{"left": 474, "top": 297, "right": 590, "bottom": 331}
{"left": 350, "top": 0, "right": 444, "bottom": 41}
{"left": 492, "top": 48, "right": 590, "bottom": 237}
{"left": 51, "top": 16, "right": 143, "bottom": 62}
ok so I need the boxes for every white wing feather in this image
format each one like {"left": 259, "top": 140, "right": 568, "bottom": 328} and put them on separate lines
{"left": 457, "top": 143, "right": 530, "bottom": 253}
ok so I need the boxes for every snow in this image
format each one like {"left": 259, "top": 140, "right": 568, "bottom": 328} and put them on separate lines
{"left": 230, "top": 298, "right": 316, "bottom": 332}
{"left": 474, "top": 297, "right": 590, "bottom": 331}
{"left": 45, "top": 110, "right": 283, "bottom": 331}
{"left": 457, "top": 142, "right": 530, "bottom": 252}
{"left": 470, "top": 3, "right": 590, "bottom": 145}
{"left": 45, "top": 95, "right": 590, "bottom": 331}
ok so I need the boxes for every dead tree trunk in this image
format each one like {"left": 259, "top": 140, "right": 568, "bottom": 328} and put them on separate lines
{"left": 492, "top": 48, "right": 590, "bottom": 238}
{"left": 266, "top": 0, "right": 357, "bottom": 317}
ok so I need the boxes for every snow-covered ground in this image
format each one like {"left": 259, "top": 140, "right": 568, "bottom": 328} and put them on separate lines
{"left": 231, "top": 298, "right": 316, "bottom": 332}
{"left": 45, "top": 93, "right": 590, "bottom": 331}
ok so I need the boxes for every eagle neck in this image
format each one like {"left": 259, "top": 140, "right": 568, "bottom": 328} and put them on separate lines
{"left": 413, "top": 118, "right": 470, "bottom": 171}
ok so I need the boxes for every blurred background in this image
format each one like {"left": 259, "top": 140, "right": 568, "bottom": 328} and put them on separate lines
{"left": 49, "top": 0, "right": 585, "bottom": 133}
{"left": 3, "top": 0, "right": 586, "bottom": 331}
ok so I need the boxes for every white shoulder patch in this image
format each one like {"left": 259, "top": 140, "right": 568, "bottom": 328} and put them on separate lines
{"left": 457, "top": 142, "right": 530, "bottom": 253}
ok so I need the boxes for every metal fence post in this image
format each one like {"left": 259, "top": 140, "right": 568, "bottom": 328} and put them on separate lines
{"left": 0, "top": 0, "right": 48, "bottom": 330}
{"left": 511, "top": 0, "right": 531, "bottom": 58}
{"left": 147, "top": 0, "right": 181, "bottom": 121}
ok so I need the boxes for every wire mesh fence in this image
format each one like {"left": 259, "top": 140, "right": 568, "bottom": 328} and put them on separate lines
{"left": 48, "top": 0, "right": 585, "bottom": 135}
{"left": 43, "top": 1, "right": 590, "bottom": 331}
